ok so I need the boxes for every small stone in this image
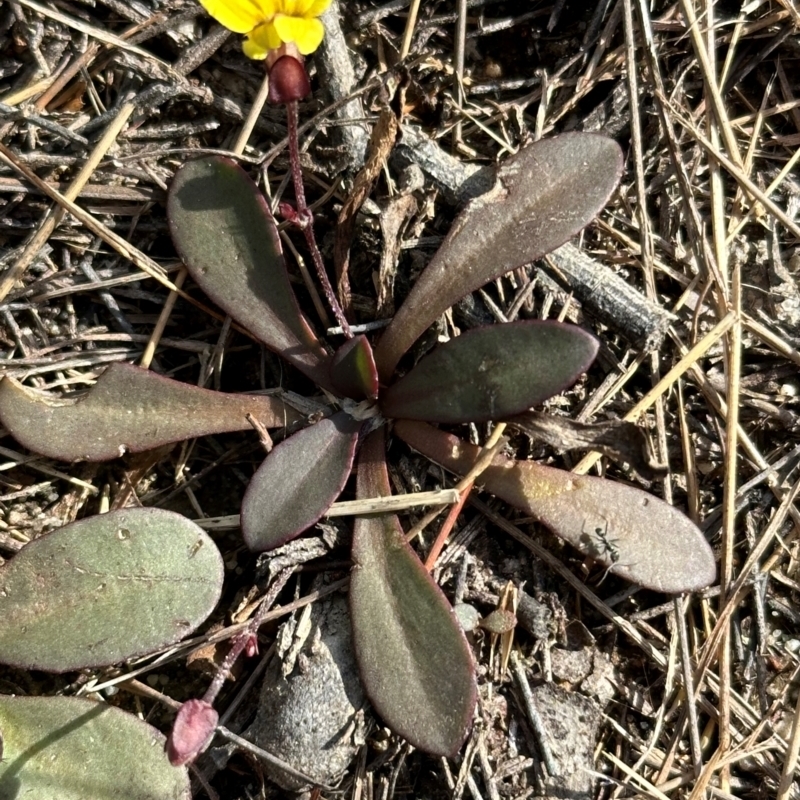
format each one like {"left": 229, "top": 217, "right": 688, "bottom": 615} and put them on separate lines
{"left": 453, "top": 603, "right": 481, "bottom": 632}
{"left": 516, "top": 591, "right": 552, "bottom": 640}
{"left": 532, "top": 683, "right": 602, "bottom": 800}
{"left": 243, "top": 593, "right": 370, "bottom": 790}
{"left": 550, "top": 647, "right": 593, "bottom": 685}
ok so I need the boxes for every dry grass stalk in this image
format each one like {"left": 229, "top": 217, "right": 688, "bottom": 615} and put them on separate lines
{"left": 2, "top": 1, "right": 800, "bottom": 797}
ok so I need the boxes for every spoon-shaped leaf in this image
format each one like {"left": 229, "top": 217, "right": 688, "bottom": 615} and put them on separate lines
{"left": 350, "top": 428, "right": 476, "bottom": 756}
{"left": 395, "top": 421, "right": 716, "bottom": 593}
{"left": 0, "top": 508, "right": 223, "bottom": 671}
{"left": 0, "top": 363, "right": 300, "bottom": 462}
{"left": 374, "top": 133, "right": 623, "bottom": 381}
{"left": 241, "top": 412, "right": 362, "bottom": 552}
{"left": 382, "top": 321, "right": 598, "bottom": 423}
{"left": 168, "top": 156, "right": 331, "bottom": 388}
{"left": 0, "top": 695, "right": 189, "bottom": 800}
{"left": 329, "top": 335, "right": 379, "bottom": 401}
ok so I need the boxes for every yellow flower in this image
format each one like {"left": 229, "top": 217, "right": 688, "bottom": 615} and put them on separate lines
{"left": 199, "top": 0, "right": 332, "bottom": 59}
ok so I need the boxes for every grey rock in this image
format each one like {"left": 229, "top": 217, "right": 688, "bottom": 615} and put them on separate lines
{"left": 243, "top": 593, "right": 370, "bottom": 791}
{"left": 532, "top": 683, "right": 603, "bottom": 800}
{"left": 550, "top": 646, "right": 594, "bottom": 685}
{"left": 454, "top": 602, "right": 481, "bottom": 632}
{"left": 516, "top": 590, "right": 553, "bottom": 641}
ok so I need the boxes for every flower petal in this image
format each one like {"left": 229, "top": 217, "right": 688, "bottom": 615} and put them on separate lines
{"left": 243, "top": 20, "right": 282, "bottom": 58}
{"left": 198, "top": 0, "right": 263, "bottom": 33}
{"left": 242, "top": 36, "right": 268, "bottom": 59}
{"left": 254, "top": 0, "right": 277, "bottom": 15}
{"left": 273, "top": 14, "right": 324, "bottom": 54}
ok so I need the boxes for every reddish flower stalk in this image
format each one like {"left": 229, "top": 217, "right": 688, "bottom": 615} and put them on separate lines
{"left": 424, "top": 482, "right": 472, "bottom": 571}
{"left": 167, "top": 567, "right": 294, "bottom": 766}
{"left": 202, "top": 566, "right": 294, "bottom": 704}
{"left": 285, "top": 99, "right": 352, "bottom": 338}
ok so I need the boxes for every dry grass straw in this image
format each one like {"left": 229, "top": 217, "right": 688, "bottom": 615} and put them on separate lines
{"left": 1, "top": 0, "right": 800, "bottom": 797}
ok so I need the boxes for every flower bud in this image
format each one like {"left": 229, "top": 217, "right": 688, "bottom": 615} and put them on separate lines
{"left": 268, "top": 54, "right": 311, "bottom": 104}
{"left": 166, "top": 699, "right": 219, "bottom": 766}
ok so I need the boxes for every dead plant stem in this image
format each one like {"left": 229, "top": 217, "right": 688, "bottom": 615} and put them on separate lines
{"left": 777, "top": 680, "right": 800, "bottom": 800}
{"left": 0, "top": 102, "right": 134, "bottom": 302}
{"left": 405, "top": 425, "right": 508, "bottom": 547}
{"left": 400, "top": 0, "right": 421, "bottom": 58}
{"left": 573, "top": 312, "right": 736, "bottom": 474}
{"left": 234, "top": 70, "right": 271, "bottom": 155}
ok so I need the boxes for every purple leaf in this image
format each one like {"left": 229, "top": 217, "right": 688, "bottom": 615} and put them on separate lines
{"left": 350, "top": 428, "right": 476, "bottom": 756}
{"left": 382, "top": 321, "right": 598, "bottom": 423}
{"left": 0, "top": 363, "right": 300, "bottom": 462}
{"left": 241, "top": 412, "right": 361, "bottom": 552}
{"left": 0, "top": 508, "right": 224, "bottom": 671}
{"left": 329, "top": 334, "right": 379, "bottom": 401}
{"left": 395, "top": 421, "right": 716, "bottom": 594}
{"left": 374, "top": 133, "right": 624, "bottom": 381}
{"left": 168, "top": 156, "right": 332, "bottom": 388}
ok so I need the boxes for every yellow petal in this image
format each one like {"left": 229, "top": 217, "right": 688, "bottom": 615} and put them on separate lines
{"left": 254, "top": 0, "right": 277, "bottom": 16}
{"left": 198, "top": 0, "right": 263, "bottom": 33}
{"left": 279, "top": 0, "right": 300, "bottom": 15}
{"left": 247, "top": 20, "right": 282, "bottom": 53}
{"left": 300, "top": 0, "right": 331, "bottom": 17}
{"left": 273, "top": 14, "right": 324, "bottom": 54}
{"left": 242, "top": 36, "right": 269, "bottom": 59}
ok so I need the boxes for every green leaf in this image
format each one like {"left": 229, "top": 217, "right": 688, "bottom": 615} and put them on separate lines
{"left": 0, "top": 508, "right": 224, "bottom": 671}
{"left": 382, "top": 321, "right": 598, "bottom": 423}
{"left": 374, "top": 133, "right": 623, "bottom": 381}
{"left": 0, "top": 363, "right": 300, "bottom": 462}
{"left": 241, "top": 413, "right": 362, "bottom": 552}
{"left": 395, "top": 421, "right": 716, "bottom": 594}
{"left": 350, "top": 429, "right": 476, "bottom": 756}
{"left": 0, "top": 695, "right": 189, "bottom": 800}
{"left": 329, "top": 335, "right": 379, "bottom": 401}
{"left": 168, "top": 156, "right": 332, "bottom": 388}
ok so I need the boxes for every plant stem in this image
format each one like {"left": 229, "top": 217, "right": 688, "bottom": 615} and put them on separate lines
{"left": 202, "top": 567, "right": 294, "bottom": 705}
{"left": 286, "top": 100, "right": 352, "bottom": 338}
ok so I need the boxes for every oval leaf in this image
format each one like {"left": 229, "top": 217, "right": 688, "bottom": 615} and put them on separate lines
{"left": 168, "top": 156, "right": 331, "bottom": 388}
{"left": 0, "top": 363, "right": 300, "bottom": 462}
{"left": 350, "top": 429, "right": 476, "bottom": 756}
{"left": 0, "top": 508, "right": 224, "bottom": 671}
{"left": 0, "top": 695, "right": 189, "bottom": 800}
{"left": 329, "top": 335, "right": 379, "bottom": 401}
{"left": 241, "top": 412, "right": 361, "bottom": 552}
{"left": 375, "top": 133, "right": 623, "bottom": 380}
{"left": 382, "top": 321, "right": 598, "bottom": 423}
{"left": 395, "top": 421, "right": 716, "bottom": 594}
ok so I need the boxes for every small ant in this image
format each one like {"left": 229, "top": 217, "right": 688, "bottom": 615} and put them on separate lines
{"left": 582, "top": 519, "right": 620, "bottom": 583}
